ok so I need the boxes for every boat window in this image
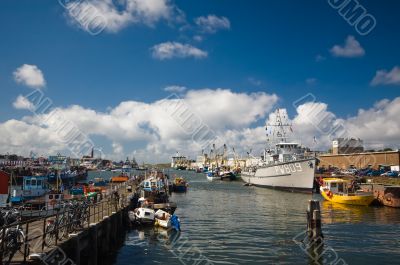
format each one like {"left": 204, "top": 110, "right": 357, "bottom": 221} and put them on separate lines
{"left": 55, "top": 195, "right": 59, "bottom": 199}
{"left": 37, "top": 180, "right": 42, "bottom": 186}
{"left": 338, "top": 183, "right": 344, "bottom": 193}
{"left": 330, "top": 183, "right": 337, "bottom": 188}
{"left": 25, "top": 179, "right": 31, "bottom": 186}
{"left": 145, "top": 212, "right": 150, "bottom": 216}
{"left": 49, "top": 195, "right": 53, "bottom": 199}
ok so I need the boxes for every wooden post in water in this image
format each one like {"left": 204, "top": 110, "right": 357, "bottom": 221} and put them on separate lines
{"left": 307, "top": 200, "right": 322, "bottom": 241}
{"left": 312, "top": 210, "right": 322, "bottom": 239}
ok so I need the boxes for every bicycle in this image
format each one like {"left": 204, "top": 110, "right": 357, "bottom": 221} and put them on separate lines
{"left": 0, "top": 208, "right": 26, "bottom": 265}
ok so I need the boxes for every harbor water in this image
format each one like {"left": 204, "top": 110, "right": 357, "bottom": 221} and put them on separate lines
{"left": 91, "top": 170, "right": 400, "bottom": 264}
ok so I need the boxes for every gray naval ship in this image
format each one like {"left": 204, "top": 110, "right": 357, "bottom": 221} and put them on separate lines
{"left": 241, "top": 109, "right": 316, "bottom": 193}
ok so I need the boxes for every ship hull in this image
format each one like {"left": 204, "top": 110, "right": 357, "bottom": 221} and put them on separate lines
{"left": 241, "top": 158, "right": 316, "bottom": 193}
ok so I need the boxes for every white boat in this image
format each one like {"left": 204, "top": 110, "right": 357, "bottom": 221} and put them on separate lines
{"left": 154, "top": 209, "right": 171, "bottom": 229}
{"left": 132, "top": 207, "right": 155, "bottom": 224}
{"left": 241, "top": 157, "right": 316, "bottom": 192}
{"left": 241, "top": 109, "right": 316, "bottom": 193}
{"left": 206, "top": 172, "right": 220, "bottom": 181}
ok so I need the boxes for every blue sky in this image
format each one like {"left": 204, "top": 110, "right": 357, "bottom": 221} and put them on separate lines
{"left": 0, "top": 0, "right": 399, "bottom": 162}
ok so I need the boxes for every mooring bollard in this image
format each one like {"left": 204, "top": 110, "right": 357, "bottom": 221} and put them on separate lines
{"left": 307, "top": 200, "right": 322, "bottom": 241}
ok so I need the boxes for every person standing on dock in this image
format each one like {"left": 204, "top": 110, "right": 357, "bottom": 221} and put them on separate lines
{"left": 112, "top": 190, "right": 120, "bottom": 211}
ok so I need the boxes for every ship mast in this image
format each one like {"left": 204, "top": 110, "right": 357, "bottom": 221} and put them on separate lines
{"left": 266, "top": 109, "right": 292, "bottom": 144}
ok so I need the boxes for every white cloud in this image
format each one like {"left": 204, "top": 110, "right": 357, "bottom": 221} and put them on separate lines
{"left": 13, "top": 64, "right": 46, "bottom": 88}
{"left": 195, "top": 15, "right": 230, "bottom": 34}
{"left": 164, "top": 85, "right": 187, "bottom": 93}
{"left": 151, "top": 42, "right": 207, "bottom": 60}
{"left": 63, "top": 0, "right": 180, "bottom": 33}
{"left": 3, "top": 87, "right": 399, "bottom": 162}
{"left": 1, "top": 89, "right": 278, "bottom": 162}
{"left": 370, "top": 66, "right": 400, "bottom": 86}
{"left": 13, "top": 95, "right": 35, "bottom": 111}
{"left": 330, "top": 36, "right": 365, "bottom": 58}
{"left": 289, "top": 98, "right": 400, "bottom": 151}
{"left": 0, "top": 120, "right": 66, "bottom": 157}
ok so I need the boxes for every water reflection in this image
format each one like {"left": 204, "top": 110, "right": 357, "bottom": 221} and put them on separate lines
{"left": 321, "top": 199, "right": 400, "bottom": 225}
{"left": 109, "top": 170, "right": 400, "bottom": 264}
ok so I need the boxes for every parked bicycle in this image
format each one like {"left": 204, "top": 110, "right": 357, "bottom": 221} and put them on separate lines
{"left": 44, "top": 200, "right": 90, "bottom": 247}
{"left": 0, "top": 208, "right": 26, "bottom": 265}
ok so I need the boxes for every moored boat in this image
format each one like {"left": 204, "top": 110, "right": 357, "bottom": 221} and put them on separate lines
{"left": 240, "top": 109, "right": 316, "bottom": 193}
{"left": 154, "top": 209, "right": 171, "bottom": 229}
{"left": 131, "top": 207, "right": 155, "bottom": 225}
{"left": 320, "top": 178, "right": 375, "bottom": 206}
{"left": 172, "top": 177, "right": 188, "bottom": 192}
{"left": 206, "top": 171, "right": 220, "bottom": 181}
{"left": 219, "top": 171, "right": 237, "bottom": 181}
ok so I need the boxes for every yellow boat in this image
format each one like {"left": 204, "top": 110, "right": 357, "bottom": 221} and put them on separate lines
{"left": 320, "top": 178, "right": 375, "bottom": 206}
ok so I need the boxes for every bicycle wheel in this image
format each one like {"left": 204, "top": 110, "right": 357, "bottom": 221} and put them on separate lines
{"left": 58, "top": 216, "right": 68, "bottom": 239}
{"left": 44, "top": 224, "right": 56, "bottom": 247}
{"left": 2, "top": 230, "right": 21, "bottom": 264}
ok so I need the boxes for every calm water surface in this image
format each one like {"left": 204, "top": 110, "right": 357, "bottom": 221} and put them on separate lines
{"left": 91, "top": 170, "right": 400, "bottom": 264}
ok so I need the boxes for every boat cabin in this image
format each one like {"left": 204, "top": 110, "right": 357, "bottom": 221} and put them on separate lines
{"left": 264, "top": 142, "right": 305, "bottom": 164}
{"left": 45, "top": 193, "right": 64, "bottom": 210}
{"left": 143, "top": 177, "right": 165, "bottom": 192}
{"left": 22, "top": 176, "right": 49, "bottom": 199}
{"left": 322, "top": 178, "right": 352, "bottom": 194}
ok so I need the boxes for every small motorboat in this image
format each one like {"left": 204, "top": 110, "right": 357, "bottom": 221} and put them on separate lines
{"left": 132, "top": 207, "right": 155, "bottom": 225}
{"left": 206, "top": 171, "right": 220, "bottom": 181}
{"left": 219, "top": 171, "right": 236, "bottom": 181}
{"left": 154, "top": 209, "right": 171, "bottom": 229}
{"left": 320, "top": 178, "right": 375, "bottom": 206}
{"left": 172, "top": 177, "right": 188, "bottom": 192}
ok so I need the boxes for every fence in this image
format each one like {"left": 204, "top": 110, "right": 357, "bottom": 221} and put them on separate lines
{"left": 0, "top": 182, "right": 131, "bottom": 264}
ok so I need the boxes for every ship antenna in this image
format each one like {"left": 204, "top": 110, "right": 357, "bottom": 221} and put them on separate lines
{"left": 266, "top": 109, "right": 292, "bottom": 144}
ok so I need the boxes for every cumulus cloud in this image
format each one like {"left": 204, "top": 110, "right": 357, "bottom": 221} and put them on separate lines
{"left": 330, "top": 36, "right": 365, "bottom": 58}
{"left": 370, "top": 66, "right": 400, "bottom": 86}
{"left": 164, "top": 85, "right": 187, "bottom": 93}
{"left": 286, "top": 98, "right": 400, "bottom": 151}
{"left": 0, "top": 120, "right": 66, "bottom": 157}
{"left": 151, "top": 42, "right": 207, "bottom": 60}
{"left": 194, "top": 14, "right": 230, "bottom": 34}
{"left": 62, "top": 0, "right": 180, "bottom": 33}
{"left": 3, "top": 87, "right": 399, "bottom": 162}
{"left": 1, "top": 89, "right": 278, "bottom": 161}
{"left": 13, "top": 95, "right": 35, "bottom": 111}
{"left": 13, "top": 64, "right": 46, "bottom": 88}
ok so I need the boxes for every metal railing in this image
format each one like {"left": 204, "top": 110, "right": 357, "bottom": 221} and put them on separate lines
{"left": 0, "top": 182, "right": 130, "bottom": 265}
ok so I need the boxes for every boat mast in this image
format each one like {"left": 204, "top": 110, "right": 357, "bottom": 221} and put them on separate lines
{"left": 266, "top": 109, "right": 292, "bottom": 144}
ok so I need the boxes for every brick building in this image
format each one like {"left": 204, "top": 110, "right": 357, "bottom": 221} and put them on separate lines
{"left": 318, "top": 150, "right": 400, "bottom": 170}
